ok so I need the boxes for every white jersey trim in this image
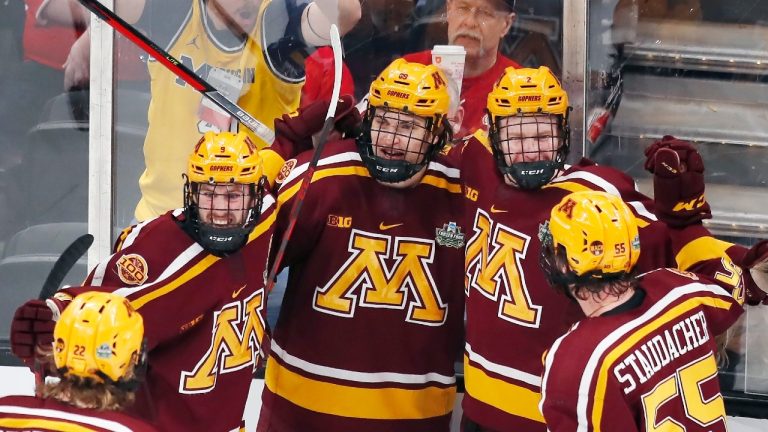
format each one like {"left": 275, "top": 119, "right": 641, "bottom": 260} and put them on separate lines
{"left": 539, "top": 321, "right": 580, "bottom": 416}
{"left": 0, "top": 405, "right": 136, "bottom": 432}
{"left": 551, "top": 171, "right": 657, "bottom": 222}
{"left": 280, "top": 151, "right": 363, "bottom": 189}
{"left": 574, "top": 282, "right": 732, "bottom": 432}
{"left": 270, "top": 340, "right": 456, "bottom": 385}
{"left": 113, "top": 243, "right": 205, "bottom": 298}
{"left": 426, "top": 161, "right": 460, "bottom": 179}
{"left": 465, "top": 343, "right": 542, "bottom": 388}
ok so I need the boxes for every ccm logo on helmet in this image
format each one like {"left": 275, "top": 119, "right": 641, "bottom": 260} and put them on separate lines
{"left": 518, "top": 95, "right": 542, "bottom": 102}
{"left": 209, "top": 236, "right": 234, "bottom": 242}
{"left": 521, "top": 168, "right": 545, "bottom": 175}
{"left": 376, "top": 165, "right": 401, "bottom": 173}
{"left": 210, "top": 165, "right": 233, "bottom": 172}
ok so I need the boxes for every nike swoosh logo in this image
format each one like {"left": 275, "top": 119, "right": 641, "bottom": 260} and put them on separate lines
{"left": 232, "top": 284, "right": 247, "bottom": 298}
{"left": 490, "top": 205, "right": 508, "bottom": 214}
{"left": 379, "top": 222, "right": 404, "bottom": 231}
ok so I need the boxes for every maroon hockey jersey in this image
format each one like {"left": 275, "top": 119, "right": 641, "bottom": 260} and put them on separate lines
{"left": 541, "top": 269, "right": 743, "bottom": 432}
{"left": 403, "top": 51, "right": 520, "bottom": 139}
{"left": 0, "top": 395, "right": 157, "bottom": 431}
{"left": 447, "top": 134, "right": 741, "bottom": 432}
{"left": 59, "top": 200, "right": 275, "bottom": 432}
{"left": 258, "top": 140, "right": 466, "bottom": 431}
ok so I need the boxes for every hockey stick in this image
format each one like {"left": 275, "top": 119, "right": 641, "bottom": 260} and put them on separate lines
{"left": 39, "top": 234, "right": 94, "bottom": 300}
{"left": 587, "top": 72, "right": 623, "bottom": 155}
{"left": 76, "top": 0, "right": 275, "bottom": 144}
{"left": 265, "top": 24, "right": 343, "bottom": 293}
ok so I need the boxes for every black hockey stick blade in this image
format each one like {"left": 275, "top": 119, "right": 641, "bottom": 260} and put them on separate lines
{"left": 76, "top": 0, "right": 275, "bottom": 144}
{"left": 266, "top": 25, "right": 343, "bottom": 292}
{"left": 39, "top": 234, "right": 94, "bottom": 300}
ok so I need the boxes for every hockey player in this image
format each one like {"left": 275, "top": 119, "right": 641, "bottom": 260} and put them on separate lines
{"left": 257, "top": 58, "right": 466, "bottom": 431}
{"left": 11, "top": 131, "right": 275, "bottom": 432}
{"left": 449, "top": 66, "right": 764, "bottom": 432}
{"left": 90, "top": 0, "right": 362, "bottom": 221}
{"left": 0, "top": 291, "right": 157, "bottom": 431}
{"left": 538, "top": 191, "right": 743, "bottom": 432}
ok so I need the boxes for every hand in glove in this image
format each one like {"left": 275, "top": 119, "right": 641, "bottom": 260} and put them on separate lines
{"left": 270, "top": 94, "right": 360, "bottom": 161}
{"left": 10, "top": 300, "right": 56, "bottom": 368}
{"left": 644, "top": 136, "right": 711, "bottom": 227}
{"left": 740, "top": 240, "right": 768, "bottom": 306}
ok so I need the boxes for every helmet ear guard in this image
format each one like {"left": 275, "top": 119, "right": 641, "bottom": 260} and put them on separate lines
{"left": 358, "top": 59, "right": 453, "bottom": 184}
{"left": 487, "top": 66, "right": 571, "bottom": 189}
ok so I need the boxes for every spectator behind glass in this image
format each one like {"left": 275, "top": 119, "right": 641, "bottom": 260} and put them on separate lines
{"left": 342, "top": 0, "right": 417, "bottom": 101}
{"left": 71, "top": 0, "right": 361, "bottom": 222}
{"left": 300, "top": 46, "right": 355, "bottom": 107}
{"left": 405, "top": 0, "right": 519, "bottom": 139}
{"left": 0, "top": 0, "right": 83, "bottom": 169}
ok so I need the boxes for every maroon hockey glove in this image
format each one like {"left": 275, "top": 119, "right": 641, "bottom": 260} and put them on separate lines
{"left": 740, "top": 240, "right": 768, "bottom": 306}
{"left": 270, "top": 94, "right": 359, "bottom": 160}
{"left": 10, "top": 300, "right": 55, "bottom": 368}
{"left": 644, "top": 136, "right": 711, "bottom": 228}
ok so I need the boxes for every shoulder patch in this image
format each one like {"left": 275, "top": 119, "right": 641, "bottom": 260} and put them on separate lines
{"left": 276, "top": 158, "right": 297, "bottom": 184}
{"left": 116, "top": 254, "right": 149, "bottom": 285}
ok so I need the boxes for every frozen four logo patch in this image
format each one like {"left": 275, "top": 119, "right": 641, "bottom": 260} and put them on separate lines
{"left": 436, "top": 222, "right": 465, "bottom": 248}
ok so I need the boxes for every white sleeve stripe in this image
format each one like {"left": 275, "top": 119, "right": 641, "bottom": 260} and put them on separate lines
{"left": 426, "top": 161, "right": 460, "bottom": 179}
{"left": 552, "top": 171, "right": 657, "bottom": 221}
{"left": 280, "top": 152, "right": 363, "bottom": 189}
{"left": 113, "top": 243, "right": 205, "bottom": 298}
{"left": 90, "top": 252, "right": 117, "bottom": 286}
{"left": 466, "top": 343, "right": 542, "bottom": 387}
{"left": 270, "top": 340, "right": 456, "bottom": 385}
{"left": 0, "top": 405, "right": 135, "bottom": 432}
{"left": 575, "top": 282, "right": 731, "bottom": 432}
{"left": 539, "top": 322, "right": 580, "bottom": 417}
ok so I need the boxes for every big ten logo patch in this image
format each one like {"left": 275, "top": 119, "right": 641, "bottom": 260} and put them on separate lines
{"left": 464, "top": 185, "right": 478, "bottom": 201}
{"left": 327, "top": 214, "right": 352, "bottom": 228}
{"left": 116, "top": 254, "right": 149, "bottom": 285}
{"left": 314, "top": 229, "right": 447, "bottom": 326}
{"left": 180, "top": 290, "right": 266, "bottom": 393}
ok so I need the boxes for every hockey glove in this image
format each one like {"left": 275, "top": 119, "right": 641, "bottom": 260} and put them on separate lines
{"left": 741, "top": 240, "right": 768, "bottom": 306}
{"left": 644, "top": 136, "right": 711, "bottom": 228}
{"left": 10, "top": 300, "right": 56, "bottom": 368}
{"left": 270, "top": 95, "right": 359, "bottom": 161}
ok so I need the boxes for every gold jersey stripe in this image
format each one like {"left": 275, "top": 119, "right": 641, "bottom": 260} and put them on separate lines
{"left": 278, "top": 165, "right": 462, "bottom": 206}
{"left": 675, "top": 236, "right": 734, "bottom": 272}
{"left": 265, "top": 357, "right": 455, "bottom": 420}
{"left": 590, "top": 296, "right": 734, "bottom": 431}
{"left": 131, "top": 212, "right": 274, "bottom": 309}
{"left": 0, "top": 417, "right": 98, "bottom": 432}
{"left": 463, "top": 355, "right": 545, "bottom": 423}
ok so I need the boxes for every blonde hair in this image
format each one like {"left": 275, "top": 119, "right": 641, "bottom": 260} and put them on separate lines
{"left": 37, "top": 350, "right": 137, "bottom": 411}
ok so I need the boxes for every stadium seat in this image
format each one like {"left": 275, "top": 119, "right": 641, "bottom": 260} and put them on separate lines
{"left": 0, "top": 223, "right": 89, "bottom": 344}
{"left": 10, "top": 88, "right": 149, "bottom": 227}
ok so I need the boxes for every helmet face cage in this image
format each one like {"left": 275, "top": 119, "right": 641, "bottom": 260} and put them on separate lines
{"left": 358, "top": 105, "right": 450, "bottom": 183}
{"left": 488, "top": 110, "right": 570, "bottom": 190}
{"left": 183, "top": 176, "right": 266, "bottom": 256}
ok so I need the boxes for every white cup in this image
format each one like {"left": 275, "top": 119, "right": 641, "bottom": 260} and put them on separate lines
{"left": 431, "top": 45, "right": 466, "bottom": 95}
